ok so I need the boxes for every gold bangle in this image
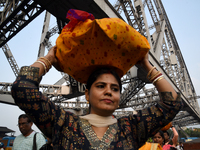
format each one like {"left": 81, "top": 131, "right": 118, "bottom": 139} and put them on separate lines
{"left": 38, "top": 58, "right": 50, "bottom": 72}
{"left": 147, "top": 66, "right": 156, "bottom": 79}
{"left": 149, "top": 71, "right": 162, "bottom": 82}
{"left": 40, "top": 57, "right": 52, "bottom": 66}
{"left": 152, "top": 75, "right": 164, "bottom": 84}
{"left": 35, "top": 60, "right": 47, "bottom": 75}
{"left": 153, "top": 77, "right": 164, "bottom": 85}
{"left": 38, "top": 57, "right": 52, "bottom": 71}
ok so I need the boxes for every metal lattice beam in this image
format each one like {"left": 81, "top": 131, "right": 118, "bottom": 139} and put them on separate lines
{"left": 0, "top": 0, "right": 44, "bottom": 47}
{"left": 2, "top": 43, "right": 19, "bottom": 77}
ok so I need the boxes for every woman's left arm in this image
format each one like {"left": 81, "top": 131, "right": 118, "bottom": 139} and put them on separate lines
{"left": 138, "top": 52, "right": 177, "bottom": 99}
{"left": 134, "top": 52, "right": 183, "bottom": 146}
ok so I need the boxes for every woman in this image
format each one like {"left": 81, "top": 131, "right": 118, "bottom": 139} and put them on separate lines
{"left": 11, "top": 46, "right": 182, "bottom": 149}
{"left": 163, "top": 126, "right": 178, "bottom": 149}
{"left": 154, "top": 130, "right": 177, "bottom": 150}
{"left": 153, "top": 130, "right": 165, "bottom": 147}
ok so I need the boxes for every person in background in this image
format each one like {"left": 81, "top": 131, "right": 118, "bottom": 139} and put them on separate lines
{"left": 39, "top": 137, "right": 53, "bottom": 150}
{"left": 153, "top": 130, "right": 166, "bottom": 147}
{"left": 178, "top": 142, "right": 184, "bottom": 150}
{"left": 12, "top": 114, "right": 46, "bottom": 150}
{"left": 154, "top": 130, "right": 177, "bottom": 150}
{"left": 163, "top": 126, "right": 179, "bottom": 149}
{"left": 0, "top": 142, "right": 4, "bottom": 150}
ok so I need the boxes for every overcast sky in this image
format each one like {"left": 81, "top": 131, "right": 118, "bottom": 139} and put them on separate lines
{"left": 0, "top": 0, "right": 200, "bottom": 136}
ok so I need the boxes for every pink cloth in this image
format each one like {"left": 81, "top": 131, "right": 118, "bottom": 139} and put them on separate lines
{"left": 163, "top": 144, "right": 172, "bottom": 150}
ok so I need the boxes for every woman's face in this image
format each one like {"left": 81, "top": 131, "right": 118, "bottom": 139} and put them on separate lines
{"left": 164, "top": 132, "right": 169, "bottom": 141}
{"left": 85, "top": 73, "right": 120, "bottom": 116}
{"left": 153, "top": 132, "right": 164, "bottom": 146}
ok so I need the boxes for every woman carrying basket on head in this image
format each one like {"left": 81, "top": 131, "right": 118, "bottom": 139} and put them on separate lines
{"left": 11, "top": 9, "right": 183, "bottom": 150}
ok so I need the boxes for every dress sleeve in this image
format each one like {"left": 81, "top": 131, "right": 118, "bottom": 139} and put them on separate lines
{"left": 120, "top": 92, "right": 183, "bottom": 147}
{"left": 11, "top": 66, "right": 67, "bottom": 139}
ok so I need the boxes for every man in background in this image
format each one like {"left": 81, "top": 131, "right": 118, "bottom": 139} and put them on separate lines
{"left": 13, "top": 114, "right": 46, "bottom": 150}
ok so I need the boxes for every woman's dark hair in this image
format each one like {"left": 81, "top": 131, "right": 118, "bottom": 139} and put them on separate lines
{"left": 163, "top": 130, "right": 169, "bottom": 136}
{"left": 156, "top": 130, "right": 166, "bottom": 144}
{"left": 18, "top": 114, "right": 32, "bottom": 123}
{"left": 86, "top": 67, "right": 122, "bottom": 92}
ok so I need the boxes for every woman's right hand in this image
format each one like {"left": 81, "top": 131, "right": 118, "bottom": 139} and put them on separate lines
{"left": 44, "top": 46, "right": 63, "bottom": 72}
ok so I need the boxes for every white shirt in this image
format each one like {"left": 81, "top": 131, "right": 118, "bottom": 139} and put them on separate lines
{"left": 12, "top": 131, "right": 46, "bottom": 150}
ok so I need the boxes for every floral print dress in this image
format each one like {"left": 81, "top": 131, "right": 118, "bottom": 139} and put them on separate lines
{"left": 11, "top": 66, "right": 183, "bottom": 150}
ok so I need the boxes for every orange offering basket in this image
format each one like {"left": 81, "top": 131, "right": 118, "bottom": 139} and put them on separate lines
{"left": 56, "top": 9, "right": 150, "bottom": 83}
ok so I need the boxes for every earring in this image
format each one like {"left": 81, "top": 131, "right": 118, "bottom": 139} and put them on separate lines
{"left": 86, "top": 98, "right": 89, "bottom": 104}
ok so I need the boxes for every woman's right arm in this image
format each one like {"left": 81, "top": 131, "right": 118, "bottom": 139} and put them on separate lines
{"left": 30, "top": 46, "right": 61, "bottom": 76}
{"left": 11, "top": 46, "right": 65, "bottom": 139}
{"left": 171, "top": 126, "right": 178, "bottom": 147}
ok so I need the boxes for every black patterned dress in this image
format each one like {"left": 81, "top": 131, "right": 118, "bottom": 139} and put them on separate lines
{"left": 11, "top": 66, "right": 183, "bottom": 150}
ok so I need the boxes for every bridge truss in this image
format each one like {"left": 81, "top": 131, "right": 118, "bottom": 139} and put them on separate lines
{"left": 0, "top": 0, "right": 200, "bottom": 128}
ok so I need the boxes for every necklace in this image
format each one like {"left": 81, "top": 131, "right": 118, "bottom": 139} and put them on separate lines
{"left": 97, "top": 136, "right": 103, "bottom": 140}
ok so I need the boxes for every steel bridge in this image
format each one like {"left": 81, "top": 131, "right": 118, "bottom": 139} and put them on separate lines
{"left": 0, "top": 0, "right": 200, "bottom": 129}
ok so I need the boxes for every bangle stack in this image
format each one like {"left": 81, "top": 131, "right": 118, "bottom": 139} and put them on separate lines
{"left": 147, "top": 67, "right": 164, "bottom": 85}
{"left": 35, "top": 57, "right": 52, "bottom": 75}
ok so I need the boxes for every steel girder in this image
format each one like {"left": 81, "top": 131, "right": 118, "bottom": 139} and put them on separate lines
{"left": 0, "top": 0, "right": 44, "bottom": 47}
{"left": 113, "top": 0, "right": 200, "bottom": 126}
{"left": 2, "top": 43, "right": 19, "bottom": 76}
{"left": 0, "top": 82, "right": 64, "bottom": 95}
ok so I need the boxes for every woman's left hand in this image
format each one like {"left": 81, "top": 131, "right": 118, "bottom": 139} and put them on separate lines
{"left": 136, "top": 52, "right": 150, "bottom": 71}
